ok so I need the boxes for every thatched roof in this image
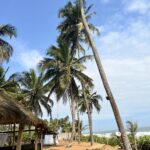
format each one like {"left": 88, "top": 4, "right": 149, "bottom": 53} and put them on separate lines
{"left": 0, "top": 92, "right": 46, "bottom": 127}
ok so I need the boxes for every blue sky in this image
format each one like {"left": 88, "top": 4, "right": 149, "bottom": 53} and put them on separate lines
{"left": 0, "top": 0, "right": 150, "bottom": 132}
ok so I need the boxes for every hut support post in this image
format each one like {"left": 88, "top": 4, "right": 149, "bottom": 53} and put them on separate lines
{"left": 35, "top": 141, "right": 38, "bottom": 150}
{"left": 16, "top": 124, "right": 24, "bottom": 150}
{"left": 12, "top": 124, "right": 16, "bottom": 149}
{"left": 41, "top": 133, "right": 43, "bottom": 150}
{"left": 35, "top": 128, "right": 38, "bottom": 150}
{"left": 29, "top": 125, "right": 32, "bottom": 139}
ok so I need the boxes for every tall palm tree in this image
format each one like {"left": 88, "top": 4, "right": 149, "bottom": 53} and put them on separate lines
{"left": 127, "top": 121, "right": 138, "bottom": 150}
{"left": 0, "top": 24, "right": 17, "bottom": 62}
{"left": 58, "top": 0, "right": 99, "bottom": 55}
{"left": 39, "top": 40, "right": 93, "bottom": 140}
{"left": 79, "top": 86, "right": 102, "bottom": 145}
{"left": 79, "top": 0, "right": 132, "bottom": 149}
{"left": 58, "top": 1, "right": 99, "bottom": 141}
{"left": 14, "top": 69, "right": 53, "bottom": 117}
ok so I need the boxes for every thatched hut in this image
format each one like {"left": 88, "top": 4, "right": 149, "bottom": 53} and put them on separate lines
{"left": 0, "top": 92, "right": 46, "bottom": 150}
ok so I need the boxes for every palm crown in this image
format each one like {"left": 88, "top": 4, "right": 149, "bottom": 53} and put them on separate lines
{"left": 0, "top": 24, "right": 17, "bottom": 62}
{"left": 14, "top": 69, "right": 53, "bottom": 117}
{"left": 79, "top": 87, "right": 102, "bottom": 113}
{"left": 58, "top": 0, "right": 99, "bottom": 55}
{"left": 39, "top": 40, "right": 93, "bottom": 101}
{"left": 0, "top": 67, "right": 19, "bottom": 97}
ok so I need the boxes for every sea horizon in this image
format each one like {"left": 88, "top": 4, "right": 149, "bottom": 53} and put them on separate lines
{"left": 83, "top": 126, "right": 150, "bottom": 137}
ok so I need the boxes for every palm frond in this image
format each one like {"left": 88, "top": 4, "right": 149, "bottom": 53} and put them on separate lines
{"left": 0, "top": 38, "right": 13, "bottom": 62}
{"left": 0, "top": 24, "right": 17, "bottom": 38}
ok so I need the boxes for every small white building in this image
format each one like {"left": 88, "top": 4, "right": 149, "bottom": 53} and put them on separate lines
{"left": 43, "top": 131, "right": 58, "bottom": 146}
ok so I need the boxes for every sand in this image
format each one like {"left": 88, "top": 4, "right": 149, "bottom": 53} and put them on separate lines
{"left": 43, "top": 141, "right": 119, "bottom": 150}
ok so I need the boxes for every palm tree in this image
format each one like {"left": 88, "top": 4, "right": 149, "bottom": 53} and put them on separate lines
{"left": 0, "top": 67, "right": 19, "bottom": 97}
{"left": 127, "top": 121, "right": 138, "bottom": 150}
{"left": 14, "top": 69, "right": 53, "bottom": 117}
{"left": 58, "top": 2, "right": 99, "bottom": 142}
{"left": 48, "top": 116, "right": 72, "bottom": 133}
{"left": 39, "top": 40, "right": 93, "bottom": 140}
{"left": 79, "top": 86, "right": 102, "bottom": 145}
{"left": 0, "top": 24, "right": 17, "bottom": 62}
{"left": 58, "top": 0, "right": 99, "bottom": 55}
{"left": 79, "top": 0, "right": 132, "bottom": 149}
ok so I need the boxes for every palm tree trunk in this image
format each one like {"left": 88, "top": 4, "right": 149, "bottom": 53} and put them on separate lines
{"left": 82, "top": 84, "right": 94, "bottom": 146}
{"left": 77, "top": 103, "right": 81, "bottom": 144}
{"left": 16, "top": 124, "right": 24, "bottom": 150}
{"left": 71, "top": 98, "right": 76, "bottom": 141}
{"left": 69, "top": 83, "right": 77, "bottom": 142}
{"left": 134, "top": 137, "right": 138, "bottom": 150}
{"left": 69, "top": 95, "right": 76, "bottom": 142}
{"left": 89, "top": 112, "right": 93, "bottom": 145}
{"left": 79, "top": 0, "right": 131, "bottom": 149}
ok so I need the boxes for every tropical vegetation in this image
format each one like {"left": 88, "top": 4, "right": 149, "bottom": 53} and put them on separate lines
{"left": 39, "top": 39, "right": 93, "bottom": 140}
{"left": 0, "top": 0, "right": 144, "bottom": 149}
{"left": 13, "top": 69, "right": 53, "bottom": 117}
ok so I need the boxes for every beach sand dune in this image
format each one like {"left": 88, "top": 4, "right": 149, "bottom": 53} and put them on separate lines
{"left": 43, "top": 141, "right": 119, "bottom": 150}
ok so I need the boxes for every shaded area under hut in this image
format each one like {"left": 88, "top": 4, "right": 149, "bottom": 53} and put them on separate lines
{"left": 0, "top": 92, "right": 47, "bottom": 150}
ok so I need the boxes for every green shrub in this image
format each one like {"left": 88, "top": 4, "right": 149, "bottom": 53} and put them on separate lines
{"left": 22, "top": 132, "right": 35, "bottom": 143}
{"left": 137, "top": 136, "right": 150, "bottom": 150}
{"left": 80, "top": 135, "right": 121, "bottom": 146}
{"left": 80, "top": 134, "right": 150, "bottom": 149}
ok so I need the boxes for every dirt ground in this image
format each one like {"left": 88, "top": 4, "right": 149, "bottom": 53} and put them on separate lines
{"left": 43, "top": 141, "right": 120, "bottom": 150}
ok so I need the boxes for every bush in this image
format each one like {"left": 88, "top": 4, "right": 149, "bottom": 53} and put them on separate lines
{"left": 81, "top": 134, "right": 150, "bottom": 149}
{"left": 80, "top": 135, "right": 121, "bottom": 146}
{"left": 22, "top": 132, "right": 35, "bottom": 143}
{"left": 137, "top": 136, "right": 150, "bottom": 150}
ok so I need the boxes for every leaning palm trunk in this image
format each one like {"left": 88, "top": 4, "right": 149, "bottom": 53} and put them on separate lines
{"left": 82, "top": 84, "right": 94, "bottom": 146}
{"left": 79, "top": 0, "right": 131, "bottom": 149}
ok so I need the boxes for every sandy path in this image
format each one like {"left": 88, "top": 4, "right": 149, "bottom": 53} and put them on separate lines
{"left": 43, "top": 141, "right": 119, "bottom": 150}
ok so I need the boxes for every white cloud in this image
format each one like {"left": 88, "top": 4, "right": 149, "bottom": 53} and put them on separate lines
{"left": 97, "top": 20, "right": 150, "bottom": 58}
{"left": 10, "top": 40, "right": 43, "bottom": 70}
{"left": 123, "top": 0, "right": 150, "bottom": 14}
{"left": 85, "top": 56, "right": 150, "bottom": 121}
{"left": 20, "top": 50, "right": 42, "bottom": 69}
{"left": 100, "top": 0, "right": 110, "bottom": 4}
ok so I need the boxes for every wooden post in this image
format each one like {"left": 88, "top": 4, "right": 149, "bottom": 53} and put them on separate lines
{"left": 77, "top": 103, "right": 80, "bottom": 144}
{"left": 29, "top": 125, "right": 32, "bottom": 139}
{"left": 16, "top": 124, "right": 24, "bottom": 150}
{"left": 41, "top": 133, "right": 43, "bottom": 150}
{"left": 12, "top": 124, "right": 16, "bottom": 149}
{"left": 35, "top": 128, "right": 38, "bottom": 150}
